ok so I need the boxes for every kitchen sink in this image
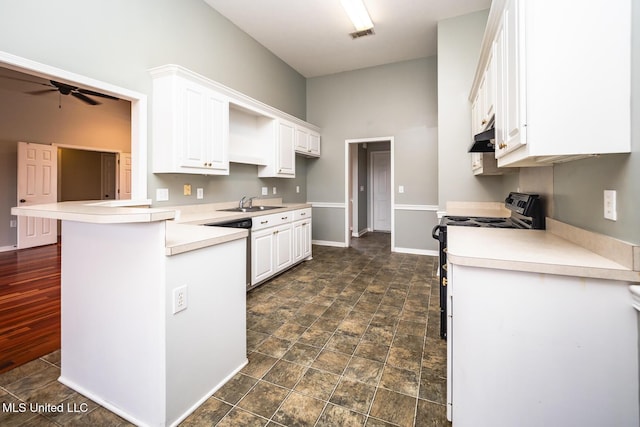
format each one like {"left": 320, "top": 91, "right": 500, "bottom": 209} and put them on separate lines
{"left": 218, "top": 206, "right": 282, "bottom": 213}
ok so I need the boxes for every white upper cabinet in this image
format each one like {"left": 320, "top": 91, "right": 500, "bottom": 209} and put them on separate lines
{"left": 259, "top": 120, "right": 295, "bottom": 178}
{"left": 150, "top": 65, "right": 321, "bottom": 178}
{"left": 295, "top": 125, "right": 321, "bottom": 157}
{"left": 470, "top": 0, "right": 631, "bottom": 167}
{"left": 151, "top": 71, "right": 229, "bottom": 175}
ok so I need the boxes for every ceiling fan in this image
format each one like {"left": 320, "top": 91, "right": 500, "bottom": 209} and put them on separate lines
{"left": 0, "top": 74, "right": 119, "bottom": 106}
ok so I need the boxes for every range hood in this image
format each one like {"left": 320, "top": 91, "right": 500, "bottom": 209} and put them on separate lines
{"left": 468, "top": 127, "right": 495, "bottom": 153}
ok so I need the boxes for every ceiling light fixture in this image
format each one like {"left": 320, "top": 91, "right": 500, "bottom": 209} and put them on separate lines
{"left": 340, "top": 0, "right": 374, "bottom": 32}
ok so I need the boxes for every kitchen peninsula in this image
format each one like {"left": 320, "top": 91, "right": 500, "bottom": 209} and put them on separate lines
{"left": 11, "top": 201, "right": 248, "bottom": 427}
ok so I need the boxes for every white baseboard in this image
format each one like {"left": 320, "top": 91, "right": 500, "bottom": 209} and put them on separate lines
{"left": 312, "top": 240, "right": 347, "bottom": 248}
{"left": 0, "top": 245, "right": 17, "bottom": 253}
{"left": 393, "top": 247, "right": 439, "bottom": 256}
{"left": 351, "top": 229, "right": 368, "bottom": 238}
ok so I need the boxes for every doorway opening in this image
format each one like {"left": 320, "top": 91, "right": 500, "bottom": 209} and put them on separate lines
{"left": 57, "top": 147, "right": 122, "bottom": 202}
{"left": 345, "top": 137, "right": 394, "bottom": 250}
{"left": 0, "top": 51, "right": 147, "bottom": 199}
{"left": 1, "top": 50, "right": 146, "bottom": 251}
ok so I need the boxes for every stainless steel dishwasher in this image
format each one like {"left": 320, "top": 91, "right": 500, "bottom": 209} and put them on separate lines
{"left": 204, "top": 218, "right": 252, "bottom": 290}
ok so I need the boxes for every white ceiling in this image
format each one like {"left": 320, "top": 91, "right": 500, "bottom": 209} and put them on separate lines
{"left": 204, "top": 0, "right": 491, "bottom": 78}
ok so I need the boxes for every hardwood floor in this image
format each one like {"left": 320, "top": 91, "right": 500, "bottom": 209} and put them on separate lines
{"left": 0, "top": 242, "right": 61, "bottom": 374}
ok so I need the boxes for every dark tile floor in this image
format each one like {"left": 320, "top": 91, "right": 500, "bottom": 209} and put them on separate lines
{"left": 0, "top": 233, "right": 450, "bottom": 426}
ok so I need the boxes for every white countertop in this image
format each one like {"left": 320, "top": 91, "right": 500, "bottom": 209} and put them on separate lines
{"left": 165, "top": 222, "right": 247, "bottom": 256}
{"left": 448, "top": 227, "right": 640, "bottom": 283}
{"left": 11, "top": 201, "right": 175, "bottom": 223}
{"left": 445, "top": 201, "right": 510, "bottom": 218}
{"left": 11, "top": 199, "right": 311, "bottom": 255}
{"left": 174, "top": 202, "right": 311, "bottom": 225}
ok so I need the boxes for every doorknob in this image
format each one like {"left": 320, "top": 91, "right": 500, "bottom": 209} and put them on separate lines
{"left": 19, "top": 199, "right": 26, "bottom": 203}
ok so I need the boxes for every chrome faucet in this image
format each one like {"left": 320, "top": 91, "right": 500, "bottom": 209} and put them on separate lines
{"left": 246, "top": 196, "right": 258, "bottom": 208}
{"left": 239, "top": 196, "right": 247, "bottom": 209}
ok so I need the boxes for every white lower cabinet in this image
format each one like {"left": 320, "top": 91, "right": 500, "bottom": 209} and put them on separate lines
{"left": 251, "top": 208, "right": 311, "bottom": 287}
{"left": 448, "top": 263, "right": 638, "bottom": 426}
{"left": 252, "top": 227, "right": 275, "bottom": 284}
{"left": 293, "top": 210, "right": 312, "bottom": 263}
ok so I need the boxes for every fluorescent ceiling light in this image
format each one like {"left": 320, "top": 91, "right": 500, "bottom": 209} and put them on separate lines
{"left": 340, "top": 0, "right": 374, "bottom": 32}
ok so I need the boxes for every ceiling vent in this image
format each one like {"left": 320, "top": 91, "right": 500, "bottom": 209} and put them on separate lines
{"left": 349, "top": 28, "right": 375, "bottom": 39}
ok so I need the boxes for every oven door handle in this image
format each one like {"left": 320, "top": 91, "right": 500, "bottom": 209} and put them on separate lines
{"left": 431, "top": 224, "right": 441, "bottom": 240}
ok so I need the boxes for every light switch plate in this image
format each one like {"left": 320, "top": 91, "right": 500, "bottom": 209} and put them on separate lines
{"left": 196, "top": 188, "right": 204, "bottom": 199}
{"left": 604, "top": 190, "right": 617, "bottom": 221}
{"left": 156, "top": 188, "right": 169, "bottom": 202}
{"left": 262, "top": 187, "right": 268, "bottom": 196}
{"left": 398, "top": 185, "right": 405, "bottom": 194}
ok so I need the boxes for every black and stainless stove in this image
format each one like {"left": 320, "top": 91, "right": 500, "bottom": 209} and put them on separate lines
{"left": 431, "top": 192, "right": 545, "bottom": 339}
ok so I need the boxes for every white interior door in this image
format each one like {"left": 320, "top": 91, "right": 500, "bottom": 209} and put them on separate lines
{"left": 118, "top": 153, "right": 132, "bottom": 200}
{"left": 17, "top": 141, "right": 58, "bottom": 249}
{"left": 371, "top": 151, "right": 391, "bottom": 232}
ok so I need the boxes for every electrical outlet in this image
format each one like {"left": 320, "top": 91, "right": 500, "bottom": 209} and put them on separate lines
{"left": 398, "top": 185, "right": 405, "bottom": 194}
{"left": 296, "top": 186, "right": 300, "bottom": 193}
{"left": 156, "top": 188, "right": 169, "bottom": 202}
{"left": 272, "top": 187, "right": 277, "bottom": 195}
{"left": 173, "top": 285, "right": 188, "bottom": 314}
{"left": 262, "top": 187, "right": 268, "bottom": 196}
{"left": 183, "top": 184, "right": 191, "bottom": 196}
{"left": 9, "top": 219, "right": 17, "bottom": 228}
{"left": 196, "top": 188, "right": 204, "bottom": 199}
{"left": 604, "top": 190, "right": 617, "bottom": 221}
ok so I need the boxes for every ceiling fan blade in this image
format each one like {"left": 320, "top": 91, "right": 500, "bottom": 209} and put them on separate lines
{"left": 77, "top": 88, "right": 119, "bottom": 100}
{"left": 72, "top": 91, "right": 100, "bottom": 105}
{"left": 0, "top": 75, "right": 53, "bottom": 88}
{"left": 26, "top": 89, "right": 58, "bottom": 95}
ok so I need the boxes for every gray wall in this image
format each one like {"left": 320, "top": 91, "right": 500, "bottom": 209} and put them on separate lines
{"left": 0, "top": 0, "right": 308, "bottom": 248}
{"left": 437, "top": 10, "right": 506, "bottom": 208}
{"left": 307, "top": 57, "right": 438, "bottom": 250}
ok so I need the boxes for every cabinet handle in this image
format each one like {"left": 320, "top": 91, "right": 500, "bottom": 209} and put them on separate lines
{"left": 274, "top": 230, "right": 279, "bottom": 235}
{"left": 261, "top": 220, "right": 269, "bottom": 225}
{"left": 300, "top": 212, "right": 306, "bottom": 216}
{"left": 281, "top": 216, "right": 288, "bottom": 220}
{"left": 481, "top": 119, "right": 487, "bottom": 125}
{"left": 498, "top": 143, "right": 507, "bottom": 149}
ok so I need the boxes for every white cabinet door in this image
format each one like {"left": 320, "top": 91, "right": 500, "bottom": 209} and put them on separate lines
{"left": 501, "top": 0, "right": 526, "bottom": 157}
{"left": 484, "top": 44, "right": 496, "bottom": 125}
{"left": 179, "top": 79, "right": 229, "bottom": 171}
{"left": 277, "top": 120, "right": 295, "bottom": 176}
{"left": 301, "top": 219, "right": 312, "bottom": 259}
{"left": 152, "top": 74, "right": 229, "bottom": 175}
{"left": 252, "top": 228, "right": 275, "bottom": 285}
{"left": 274, "top": 223, "right": 293, "bottom": 272}
{"left": 295, "top": 127, "right": 309, "bottom": 152}
{"left": 308, "top": 131, "right": 320, "bottom": 156}
{"left": 295, "top": 125, "right": 321, "bottom": 157}
{"left": 293, "top": 219, "right": 312, "bottom": 263}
